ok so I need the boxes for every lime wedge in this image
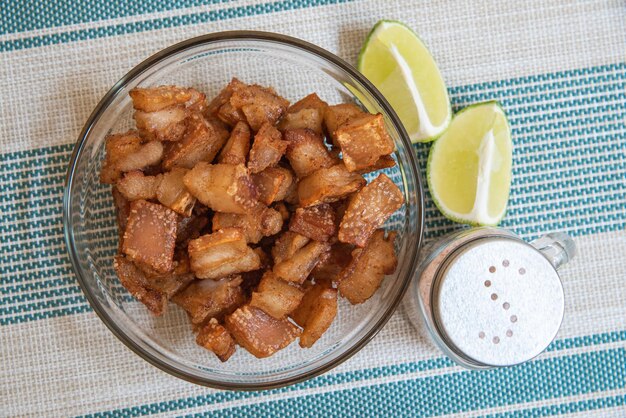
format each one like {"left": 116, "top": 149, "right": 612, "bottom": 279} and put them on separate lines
{"left": 358, "top": 20, "right": 451, "bottom": 143}
{"left": 427, "top": 101, "right": 512, "bottom": 226}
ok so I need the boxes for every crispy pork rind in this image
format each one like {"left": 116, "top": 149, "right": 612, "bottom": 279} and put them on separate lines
{"left": 297, "top": 164, "right": 366, "bottom": 207}
{"left": 273, "top": 240, "right": 330, "bottom": 284}
{"left": 323, "top": 103, "right": 364, "bottom": 147}
{"left": 196, "top": 318, "right": 236, "bottom": 361}
{"left": 251, "top": 166, "right": 294, "bottom": 205}
{"left": 134, "top": 106, "right": 188, "bottom": 142}
{"left": 278, "top": 93, "right": 328, "bottom": 135}
{"left": 335, "top": 113, "right": 395, "bottom": 172}
{"left": 175, "top": 212, "right": 208, "bottom": 246}
{"left": 183, "top": 163, "right": 257, "bottom": 214}
{"left": 129, "top": 86, "right": 206, "bottom": 113}
{"left": 212, "top": 205, "right": 283, "bottom": 244}
{"left": 290, "top": 282, "right": 338, "bottom": 348}
{"left": 162, "top": 113, "right": 229, "bottom": 170}
{"left": 225, "top": 305, "right": 301, "bottom": 358}
{"left": 230, "top": 82, "right": 290, "bottom": 131}
{"left": 100, "top": 131, "right": 163, "bottom": 184}
{"left": 188, "top": 228, "right": 261, "bottom": 279}
{"left": 114, "top": 255, "right": 168, "bottom": 315}
{"left": 356, "top": 155, "right": 396, "bottom": 174}
{"left": 112, "top": 186, "right": 130, "bottom": 240}
{"left": 156, "top": 168, "right": 196, "bottom": 217}
{"left": 247, "top": 123, "right": 288, "bottom": 174}
{"left": 284, "top": 129, "right": 337, "bottom": 178}
{"left": 338, "top": 173, "right": 403, "bottom": 247}
{"left": 338, "top": 229, "right": 398, "bottom": 304}
{"left": 116, "top": 171, "right": 161, "bottom": 201}
{"left": 311, "top": 242, "right": 354, "bottom": 286}
{"left": 218, "top": 121, "right": 251, "bottom": 165}
{"left": 289, "top": 204, "right": 336, "bottom": 242}
{"left": 250, "top": 271, "right": 305, "bottom": 319}
{"left": 172, "top": 275, "right": 245, "bottom": 325}
{"left": 122, "top": 200, "right": 178, "bottom": 273}
{"left": 271, "top": 231, "right": 311, "bottom": 265}
{"left": 206, "top": 78, "right": 242, "bottom": 117}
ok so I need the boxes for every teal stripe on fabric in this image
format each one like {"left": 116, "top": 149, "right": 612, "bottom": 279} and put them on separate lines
{"left": 1, "top": 0, "right": 231, "bottom": 36}
{"left": 1, "top": 63, "right": 624, "bottom": 325}
{"left": 0, "top": 0, "right": 356, "bottom": 52}
{"left": 482, "top": 394, "right": 626, "bottom": 417}
{"left": 82, "top": 347, "right": 626, "bottom": 417}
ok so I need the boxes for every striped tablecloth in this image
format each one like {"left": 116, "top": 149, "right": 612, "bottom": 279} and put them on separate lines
{"left": 2, "top": 1, "right": 625, "bottom": 416}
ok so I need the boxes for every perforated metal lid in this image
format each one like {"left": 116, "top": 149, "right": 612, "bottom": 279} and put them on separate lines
{"left": 432, "top": 237, "right": 565, "bottom": 367}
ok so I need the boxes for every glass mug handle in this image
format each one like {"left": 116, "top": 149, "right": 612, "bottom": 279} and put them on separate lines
{"left": 530, "top": 232, "right": 577, "bottom": 270}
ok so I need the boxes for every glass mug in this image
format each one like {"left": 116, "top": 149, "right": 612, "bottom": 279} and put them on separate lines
{"left": 403, "top": 227, "right": 577, "bottom": 369}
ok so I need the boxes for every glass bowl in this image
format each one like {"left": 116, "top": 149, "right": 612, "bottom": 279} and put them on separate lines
{"left": 63, "top": 31, "right": 424, "bottom": 390}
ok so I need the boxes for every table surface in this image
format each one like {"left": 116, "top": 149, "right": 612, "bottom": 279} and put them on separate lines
{"left": 1, "top": 0, "right": 625, "bottom": 417}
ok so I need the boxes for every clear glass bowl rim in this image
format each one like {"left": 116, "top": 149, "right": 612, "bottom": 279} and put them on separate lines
{"left": 63, "top": 30, "right": 425, "bottom": 390}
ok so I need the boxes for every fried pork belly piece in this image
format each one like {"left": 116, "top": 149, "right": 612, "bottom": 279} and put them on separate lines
{"left": 129, "top": 86, "right": 206, "bottom": 113}
{"left": 248, "top": 123, "right": 288, "bottom": 174}
{"left": 289, "top": 204, "right": 336, "bottom": 242}
{"left": 156, "top": 168, "right": 196, "bottom": 217}
{"left": 284, "top": 129, "right": 337, "bottom": 178}
{"left": 323, "top": 103, "right": 364, "bottom": 147}
{"left": 183, "top": 163, "right": 257, "bottom": 214}
{"left": 250, "top": 271, "right": 305, "bottom": 319}
{"left": 335, "top": 113, "right": 395, "bottom": 172}
{"left": 230, "top": 82, "right": 290, "bottom": 131}
{"left": 134, "top": 106, "right": 188, "bottom": 142}
{"left": 251, "top": 166, "right": 294, "bottom": 205}
{"left": 218, "top": 121, "right": 251, "bottom": 165}
{"left": 225, "top": 305, "right": 301, "bottom": 358}
{"left": 297, "top": 164, "right": 365, "bottom": 207}
{"left": 338, "top": 229, "right": 398, "bottom": 304}
{"left": 338, "top": 174, "right": 404, "bottom": 247}
{"left": 187, "top": 228, "right": 262, "bottom": 279}
{"left": 100, "top": 131, "right": 164, "bottom": 184}
{"left": 162, "top": 114, "right": 229, "bottom": 170}
{"left": 311, "top": 242, "right": 354, "bottom": 286}
{"left": 172, "top": 275, "right": 245, "bottom": 325}
{"left": 206, "top": 78, "right": 241, "bottom": 117}
{"left": 278, "top": 93, "right": 328, "bottom": 135}
{"left": 212, "top": 205, "right": 283, "bottom": 244}
{"left": 175, "top": 211, "right": 208, "bottom": 246}
{"left": 196, "top": 318, "right": 236, "bottom": 362}
{"left": 122, "top": 200, "right": 177, "bottom": 273}
{"left": 290, "top": 281, "right": 337, "bottom": 348}
{"left": 356, "top": 155, "right": 396, "bottom": 174}
{"left": 116, "top": 171, "right": 162, "bottom": 201}
{"left": 273, "top": 240, "right": 330, "bottom": 284}
{"left": 271, "top": 231, "right": 311, "bottom": 265}
{"left": 112, "top": 186, "right": 130, "bottom": 242}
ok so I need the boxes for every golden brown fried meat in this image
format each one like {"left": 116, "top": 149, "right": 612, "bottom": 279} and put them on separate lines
{"left": 335, "top": 113, "right": 395, "bottom": 172}
{"left": 297, "top": 164, "right": 366, "bottom": 207}
{"left": 290, "top": 281, "right": 337, "bottom": 348}
{"left": 323, "top": 103, "right": 364, "bottom": 147}
{"left": 284, "top": 129, "right": 337, "bottom": 178}
{"left": 338, "top": 174, "right": 404, "bottom": 247}
{"left": 311, "top": 242, "right": 354, "bottom": 286}
{"left": 289, "top": 204, "right": 336, "bottom": 242}
{"left": 173, "top": 276, "right": 245, "bottom": 325}
{"left": 196, "top": 318, "right": 236, "bottom": 361}
{"left": 162, "top": 114, "right": 229, "bottom": 170}
{"left": 218, "top": 121, "right": 251, "bottom": 165}
{"left": 206, "top": 78, "right": 243, "bottom": 117}
{"left": 251, "top": 166, "right": 294, "bottom": 205}
{"left": 129, "top": 86, "right": 206, "bottom": 112}
{"left": 183, "top": 163, "right": 257, "bottom": 215}
{"left": 116, "top": 171, "right": 162, "bottom": 201}
{"left": 230, "top": 82, "right": 290, "bottom": 131}
{"left": 225, "top": 305, "right": 301, "bottom": 358}
{"left": 134, "top": 106, "right": 188, "bottom": 142}
{"left": 356, "top": 155, "right": 396, "bottom": 174}
{"left": 247, "top": 123, "right": 288, "bottom": 174}
{"left": 278, "top": 93, "right": 328, "bottom": 135}
{"left": 156, "top": 168, "right": 196, "bottom": 217}
{"left": 338, "top": 229, "right": 398, "bottom": 304}
{"left": 187, "top": 228, "right": 247, "bottom": 277}
{"left": 175, "top": 212, "right": 208, "bottom": 246}
{"left": 114, "top": 255, "right": 168, "bottom": 315}
{"left": 122, "top": 200, "right": 178, "bottom": 273}
{"left": 112, "top": 186, "right": 130, "bottom": 241}
{"left": 100, "top": 131, "right": 163, "bottom": 184}
{"left": 273, "top": 240, "right": 330, "bottom": 284}
{"left": 250, "top": 271, "right": 305, "bottom": 319}
{"left": 212, "top": 205, "right": 283, "bottom": 244}
{"left": 271, "top": 231, "right": 311, "bottom": 265}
